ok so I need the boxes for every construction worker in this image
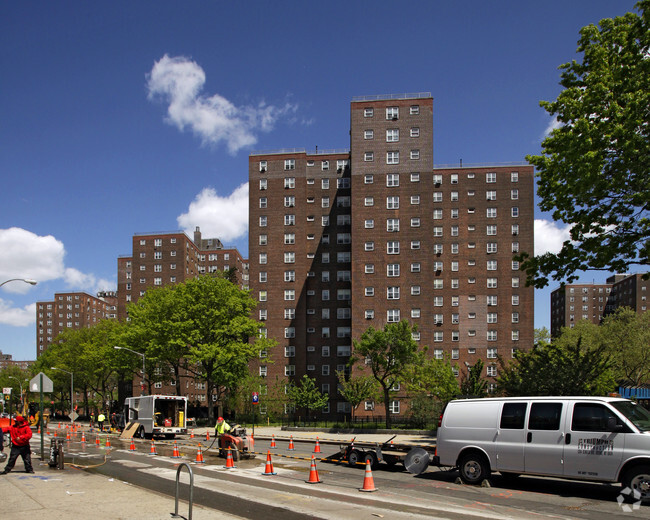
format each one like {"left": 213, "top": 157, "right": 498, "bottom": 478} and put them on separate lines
{"left": 97, "top": 412, "right": 106, "bottom": 432}
{"left": 214, "top": 416, "right": 231, "bottom": 443}
{"left": 1, "top": 415, "right": 34, "bottom": 474}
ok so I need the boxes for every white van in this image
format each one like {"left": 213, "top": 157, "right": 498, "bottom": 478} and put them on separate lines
{"left": 435, "top": 396, "right": 650, "bottom": 501}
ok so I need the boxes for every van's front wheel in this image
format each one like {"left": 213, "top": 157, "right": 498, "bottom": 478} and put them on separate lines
{"left": 622, "top": 464, "right": 650, "bottom": 503}
{"left": 458, "top": 452, "right": 490, "bottom": 485}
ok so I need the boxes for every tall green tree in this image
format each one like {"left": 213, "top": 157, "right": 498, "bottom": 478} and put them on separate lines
{"left": 498, "top": 320, "right": 616, "bottom": 396}
{"left": 287, "top": 375, "right": 329, "bottom": 420}
{"left": 520, "top": 1, "right": 650, "bottom": 287}
{"left": 460, "top": 359, "right": 487, "bottom": 397}
{"left": 600, "top": 307, "right": 650, "bottom": 387}
{"left": 336, "top": 371, "right": 378, "bottom": 422}
{"left": 352, "top": 320, "right": 421, "bottom": 428}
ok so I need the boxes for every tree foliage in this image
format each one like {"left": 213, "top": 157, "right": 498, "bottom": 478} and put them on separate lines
{"left": 336, "top": 371, "right": 379, "bottom": 421}
{"left": 460, "top": 359, "right": 487, "bottom": 397}
{"left": 521, "top": 1, "right": 650, "bottom": 287}
{"left": 352, "top": 320, "right": 421, "bottom": 428}
{"left": 600, "top": 307, "right": 650, "bottom": 387}
{"left": 497, "top": 321, "right": 616, "bottom": 396}
{"left": 287, "top": 375, "right": 329, "bottom": 418}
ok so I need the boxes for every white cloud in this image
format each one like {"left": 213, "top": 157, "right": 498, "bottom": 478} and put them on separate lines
{"left": 535, "top": 219, "right": 572, "bottom": 256}
{"left": 0, "top": 228, "right": 114, "bottom": 327}
{"left": 0, "top": 227, "right": 66, "bottom": 293}
{"left": 146, "top": 55, "right": 297, "bottom": 154}
{"left": 177, "top": 184, "right": 249, "bottom": 242}
{"left": 0, "top": 300, "right": 36, "bottom": 326}
{"left": 543, "top": 116, "right": 562, "bottom": 138}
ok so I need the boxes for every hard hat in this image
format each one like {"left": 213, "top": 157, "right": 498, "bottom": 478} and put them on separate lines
{"left": 217, "top": 417, "right": 223, "bottom": 422}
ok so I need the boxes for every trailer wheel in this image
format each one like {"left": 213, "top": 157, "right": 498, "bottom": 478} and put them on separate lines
{"left": 347, "top": 449, "right": 361, "bottom": 468}
{"left": 458, "top": 451, "right": 490, "bottom": 485}
{"left": 364, "top": 452, "right": 379, "bottom": 470}
{"left": 137, "top": 426, "right": 146, "bottom": 439}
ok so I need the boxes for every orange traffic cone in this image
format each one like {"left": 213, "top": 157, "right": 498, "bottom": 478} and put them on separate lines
{"left": 359, "top": 459, "right": 378, "bottom": 492}
{"left": 171, "top": 441, "right": 181, "bottom": 459}
{"left": 105, "top": 437, "right": 111, "bottom": 449}
{"left": 287, "top": 435, "right": 295, "bottom": 451}
{"left": 190, "top": 429, "right": 194, "bottom": 439}
{"left": 81, "top": 432, "right": 86, "bottom": 443}
{"left": 195, "top": 443, "right": 205, "bottom": 464}
{"left": 205, "top": 430, "right": 210, "bottom": 442}
{"left": 306, "top": 455, "right": 322, "bottom": 484}
{"left": 95, "top": 436, "right": 100, "bottom": 447}
{"left": 224, "top": 447, "right": 236, "bottom": 469}
{"left": 54, "top": 430, "right": 58, "bottom": 438}
{"left": 38, "top": 427, "right": 41, "bottom": 435}
{"left": 129, "top": 439, "right": 136, "bottom": 452}
{"left": 314, "top": 437, "right": 321, "bottom": 453}
{"left": 250, "top": 434, "right": 254, "bottom": 451}
{"left": 270, "top": 435, "right": 276, "bottom": 449}
{"left": 66, "top": 430, "right": 71, "bottom": 441}
{"left": 149, "top": 440, "right": 158, "bottom": 456}
{"left": 262, "top": 450, "right": 277, "bottom": 476}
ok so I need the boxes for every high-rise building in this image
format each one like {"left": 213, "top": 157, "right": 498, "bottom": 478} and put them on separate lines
{"left": 35, "top": 291, "right": 117, "bottom": 356}
{"left": 550, "top": 273, "right": 649, "bottom": 337}
{"left": 249, "top": 93, "right": 535, "bottom": 415}
{"left": 117, "top": 227, "right": 248, "bottom": 322}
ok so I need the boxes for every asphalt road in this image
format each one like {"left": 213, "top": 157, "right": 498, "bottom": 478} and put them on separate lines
{"left": 59, "top": 434, "right": 648, "bottom": 519}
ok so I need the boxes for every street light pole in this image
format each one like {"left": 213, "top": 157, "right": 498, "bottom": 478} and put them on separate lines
{"left": 8, "top": 376, "right": 23, "bottom": 414}
{"left": 51, "top": 367, "right": 74, "bottom": 424}
{"left": 114, "top": 346, "right": 146, "bottom": 396}
{"left": 0, "top": 278, "right": 37, "bottom": 288}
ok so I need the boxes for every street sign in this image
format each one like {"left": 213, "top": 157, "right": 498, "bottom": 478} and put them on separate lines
{"left": 252, "top": 392, "right": 259, "bottom": 405}
{"left": 70, "top": 411, "right": 79, "bottom": 421}
{"left": 30, "top": 372, "right": 53, "bottom": 393}
{"left": 2, "top": 387, "right": 11, "bottom": 395}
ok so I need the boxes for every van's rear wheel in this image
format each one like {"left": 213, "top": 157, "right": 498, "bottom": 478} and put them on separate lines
{"left": 458, "top": 452, "right": 490, "bottom": 485}
{"left": 622, "top": 464, "right": 650, "bottom": 503}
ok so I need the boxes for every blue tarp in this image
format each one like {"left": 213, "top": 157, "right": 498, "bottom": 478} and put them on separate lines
{"left": 618, "top": 386, "right": 650, "bottom": 399}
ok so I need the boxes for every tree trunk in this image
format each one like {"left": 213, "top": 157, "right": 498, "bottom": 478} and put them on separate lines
{"left": 383, "top": 386, "right": 391, "bottom": 429}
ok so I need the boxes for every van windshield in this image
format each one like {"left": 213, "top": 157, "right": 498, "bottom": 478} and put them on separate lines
{"left": 611, "top": 401, "right": 650, "bottom": 432}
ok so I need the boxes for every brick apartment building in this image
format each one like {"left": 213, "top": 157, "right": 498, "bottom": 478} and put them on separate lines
{"left": 116, "top": 227, "right": 248, "bottom": 402}
{"left": 35, "top": 291, "right": 117, "bottom": 356}
{"left": 249, "top": 93, "right": 534, "bottom": 415}
{"left": 550, "top": 273, "right": 650, "bottom": 337}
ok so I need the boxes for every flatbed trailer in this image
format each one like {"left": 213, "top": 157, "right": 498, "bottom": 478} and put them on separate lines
{"left": 333, "top": 435, "right": 436, "bottom": 474}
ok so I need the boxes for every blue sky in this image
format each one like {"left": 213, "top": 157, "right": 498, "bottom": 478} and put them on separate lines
{"left": 0, "top": 0, "right": 638, "bottom": 360}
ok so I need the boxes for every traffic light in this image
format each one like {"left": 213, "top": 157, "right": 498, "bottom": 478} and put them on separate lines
{"left": 4, "top": 394, "right": 9, "bottom": 402}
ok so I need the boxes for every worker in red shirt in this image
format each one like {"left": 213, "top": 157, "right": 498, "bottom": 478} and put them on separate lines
{"left": 1, "top": 415, "right": 34, "bottom": 474}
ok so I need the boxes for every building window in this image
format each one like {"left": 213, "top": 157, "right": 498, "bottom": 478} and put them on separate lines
{"left": 284, "top": 177, "right": 295, "bottom": 188}
{"left": 364, "top": 174, "right": 374, "bottom": 184}
{"left": 387, "top": 263, "right": 400, "bottom": 277}
{"left": 364, "top": 152, "right": 374, "bottom": 162}
{"left": 284, "top": 290, "right": 295, "bottom": 301}
{"left": 410, "top": 127, "right": 420, "bottom": 138}
{"left": 387, "top": 241, "right": 400, "bottom": 254}
{"left": 364, "top": 196, "right": 374, "bottom": 206}
{"left": 387, "top": 286, "right": 400, "bottom": 300}
{"left": 486, "top": 172, "right": 497, "bottom": 183}
{"left": 387, "top": 309, "right": 400, "bottom": 322}
{"left": 284, "top": 214, "right": 295, "bottom": 226}
{"left": 411, "top": 217, "right": 420, "bottom": 227}
{"left": 284, "top": 159, "right": 295, "bottom": 170}
{"left": 365, "top": 219, "right": 374, "bottom": 229}
{"left": 386, "top": 196, "right": 399, "bottom": 209}
{"left": 386, "top": 129, "right": 400, "bottom": 142}
{"left": 386, "top": 151, "right": 399, "bottom": 164}
{"left": 511, "top": 207, "right": 520, "bottom": 217}
{"left": 387, "top": 218, "right": 400, "bottom": 232}
{"left": 411, "top": 262, "right": 421, "bottom": 273}
{"left": 365, "top": 287, "right": 374, "bottom": 297}
{"left": 364, "top": 129, "right": 374, "bottom": 139}
{"left": 322, "top": 160, "right": 329, "bottom": 171}
{"left": 386, "top": 173, "right": 399, "bottom": 187}
{"left": 410, "top": 150, "right": 420, "bottom": 160}
{"left": 386, "top": 106, "right": 399, "bottom": 120}
{"left": 364, "top": 107, "right": 374, "bottom": 117}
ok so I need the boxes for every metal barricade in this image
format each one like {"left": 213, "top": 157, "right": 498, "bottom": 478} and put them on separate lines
{"left": 170, "top": 462, "right": 194, "bottom": 520}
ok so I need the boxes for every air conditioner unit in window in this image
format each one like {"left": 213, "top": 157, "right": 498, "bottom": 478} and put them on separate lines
{"left": 512, "top": 231, "right": 518, "bottom": 236}
{"left": 260, "top": 168, "right": 266, "bottom": 172}
{"left": 392, "top": 116, "right": 398, "bottom": 121}
{"left": 337, "top": 168, "right": 342, "bottom": 173}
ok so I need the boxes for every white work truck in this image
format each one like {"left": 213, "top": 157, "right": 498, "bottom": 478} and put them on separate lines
{"left": 123, "top": 395, "right": 188, "bottom": 439}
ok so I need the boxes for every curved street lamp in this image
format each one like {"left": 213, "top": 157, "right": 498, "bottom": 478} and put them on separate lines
{"left": 114, "top": 346, "right": 146, "bottom": 396}
{"left": 51, "top": 367, "right": 74, "bottom": 424}
{"left": 0, "top": 278, "right": 37, "bottom": 288}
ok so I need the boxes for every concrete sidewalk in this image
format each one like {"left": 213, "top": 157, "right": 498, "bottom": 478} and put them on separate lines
{"left": 0, "top": 456, "right": 241, "bottom": 520}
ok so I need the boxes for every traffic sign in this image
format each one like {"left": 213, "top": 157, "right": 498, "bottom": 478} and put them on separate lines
{"left": 30, "top": 372, "right": 53, "bottom": 393}
{"left": 2, "top": 387, "right": 11, "bottom": 395}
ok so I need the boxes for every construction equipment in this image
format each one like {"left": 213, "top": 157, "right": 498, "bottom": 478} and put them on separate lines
{"left": 121, "top": 395, "right": 187, "bottom": 440}
{"left": 217, "top": 424, "right": 255, "bottom": 461}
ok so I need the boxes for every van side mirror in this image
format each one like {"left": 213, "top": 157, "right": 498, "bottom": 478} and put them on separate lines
{"left": 607, "top": 417, "right": 623, "bottom": 432}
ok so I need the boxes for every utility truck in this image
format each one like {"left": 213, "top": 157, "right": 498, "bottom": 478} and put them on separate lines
{"left": 122, "top": 395, "right": 188, "bottom": 439}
